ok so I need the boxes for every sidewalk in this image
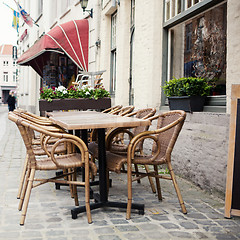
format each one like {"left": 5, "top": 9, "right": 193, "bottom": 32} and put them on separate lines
{"left": 0, "top": 106, "right": 240, "bottom": 240}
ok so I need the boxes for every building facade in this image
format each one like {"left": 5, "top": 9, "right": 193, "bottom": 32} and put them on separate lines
{"left": 0, "top": 44, "right": 17, "bottom": 104}
{"left": 16, "top": 0, "right": 240, "bottom": 195}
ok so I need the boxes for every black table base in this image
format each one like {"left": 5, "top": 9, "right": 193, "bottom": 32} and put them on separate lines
{"left": 70, "top": 128, "right": 145, "bottom": 219}
{"left": 71, "top": 198, "right": 144, "bottom": 219}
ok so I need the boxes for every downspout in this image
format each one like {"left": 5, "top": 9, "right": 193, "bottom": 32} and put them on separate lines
{"left": 129, "top": 25, "right": 135, "bottom": 105}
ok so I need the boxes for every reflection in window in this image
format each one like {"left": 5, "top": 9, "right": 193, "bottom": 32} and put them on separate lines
{"left": 169, "top": 3, "right": 227, "bottom": 95}
{"left": 177, "top": 0, "right": 181, "bottom": 14}
{"left": 172, "top": 0, "right": 175, "bottom": 17}
{"left": 166, "top": 0, "right": 170, "bottom": 20}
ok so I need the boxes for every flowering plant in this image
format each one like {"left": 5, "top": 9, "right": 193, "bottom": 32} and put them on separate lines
{"left": 40, "top": 85, "right": 110, "bottom": 102}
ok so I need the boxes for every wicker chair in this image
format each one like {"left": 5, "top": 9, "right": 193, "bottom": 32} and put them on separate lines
{"left": 104, "top": 108, "right": 157, "bottom": 192}
{"left": 13, "top": 109, "right": 66, "bottom": 199}
{"left": 105, "top": 110, "right": 187, "bottom": 219}
{"left": 101, "top": 105, "right": 123, "bottom": 114}
{"left": 8, "top": 112, "right": 97, "bottom": 225}
{"left": 88, "top": 108, "right": 156, "bottom": 189}
{"left": 111, "top": 105, "right": 135, "bottom": 116}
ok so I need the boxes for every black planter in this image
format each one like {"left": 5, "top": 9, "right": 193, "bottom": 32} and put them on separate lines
{"left": 168, "top": 96, "right": 206, "bottom": 112}
{"left": 39, "top": 98, "right": 111, "bottom": 116}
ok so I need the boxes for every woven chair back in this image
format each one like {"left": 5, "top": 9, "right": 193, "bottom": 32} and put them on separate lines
{"left": 8, "top": 112, "right": 89, "bottom": 168}
{"left": 152, "top": 110, "right": 186, "bottom": 162}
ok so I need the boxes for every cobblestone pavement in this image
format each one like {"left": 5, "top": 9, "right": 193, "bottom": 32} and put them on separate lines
{"left": 1, "top": 105, "right": 240, "bottom": 240}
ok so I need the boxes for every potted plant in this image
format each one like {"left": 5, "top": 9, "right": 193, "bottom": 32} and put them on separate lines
{"left": 39, "top": 85, "right": 111, "bottom": 115}
{"left": 162, "top": 77, "right": 211, "bottom": 112}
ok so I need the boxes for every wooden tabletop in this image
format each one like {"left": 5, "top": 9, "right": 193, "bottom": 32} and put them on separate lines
{"left": 48, "top": 111, "right": 151, "bottom": 130}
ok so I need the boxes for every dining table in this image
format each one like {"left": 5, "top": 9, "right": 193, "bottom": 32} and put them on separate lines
{"left": 47, "top": 110, "right": 151, "bottom": 219}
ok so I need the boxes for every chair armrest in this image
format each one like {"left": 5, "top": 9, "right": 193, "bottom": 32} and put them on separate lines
{"left": 105, "top": 127, "right": 134, "bottom": 150}
{"left": 50, "top": 137, "right": 89, "bottom": 168}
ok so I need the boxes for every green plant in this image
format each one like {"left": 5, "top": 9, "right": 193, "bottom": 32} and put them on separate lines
{"left": 40, "top": 85, "right": 110, "bottom": 102}
{"left": 162, "top": 77, "right": 211, "bottom": 97}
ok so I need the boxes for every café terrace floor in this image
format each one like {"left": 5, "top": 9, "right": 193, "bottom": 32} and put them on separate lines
{"left": 0, "top": 106, "right": 240, "bottom": 240}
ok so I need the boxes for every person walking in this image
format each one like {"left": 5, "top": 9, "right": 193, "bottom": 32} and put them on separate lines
{"left": 6, "top": 91, "right": 16, "bottom": 112}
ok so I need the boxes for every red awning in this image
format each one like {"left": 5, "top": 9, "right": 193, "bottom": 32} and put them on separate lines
{"left": 17, "top": 19, "right": 89, "bottom": 77}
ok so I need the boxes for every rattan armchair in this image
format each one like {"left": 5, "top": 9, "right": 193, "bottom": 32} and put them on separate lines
{"left": 8, "top": 112, "right": 97, "bottom": 225}
{"left": 101, "top": 105, "right": 123, "bottom": 114}
{"left": 105, "top": 110, "right": 187, "bottom": 219}
{"left": 104, "top": 108, "right": 157, "bottom": 192}
{"left": 13, "top": 109, "right": 66, "bottom": 199}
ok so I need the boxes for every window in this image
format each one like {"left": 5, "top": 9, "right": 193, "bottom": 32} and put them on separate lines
{"left": 61, "top": 0, "right": 71, "bottom": 14}
{"left": 110, "top": 12, "right": 117, "bottom": 94}
{"left": 185, "top": 23, "right": 192, "bottom": 52}
{"left": 3, "top": 61, "right": 8, "bottom": 66}
{"left": 3, "top": 72, "right": 8, "bottom": 82}
{"left": 166, "top": 0, "right": 170, "bottom": 20}
{"left": 13, "top": 72, "right": 16, "bottom": 82}
{"left": 37, "top": 0, "right": 43, "bottom": 16}
{"left": 13, "top": 61, "right": 16, "bottom": 66}
{"left": 165, "top": 0, "right": 203, "bottom": 22}
{"left": 131, "top": 0, "right": 135, "bottom": 27}
{"left": 168, "top": 3, "right": 226, "bottom": 92}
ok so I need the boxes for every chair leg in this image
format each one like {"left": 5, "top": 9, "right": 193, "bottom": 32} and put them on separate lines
{"left": 84, "top": 162, "right": 92, "bottom": 224}
{"left": 145, "top": 165, "right": 156, "bottom": 193}
{"left": 72, "top": 169, "right": 79, "bottom": 206}
{"left": 18, "top": 168, "right": 31, "bottom": 211}
{"left": 20, "top": 169, "right": 35, "bottom": 225}
{"left": 126, "top": 160, "right": 133, "bottom": 220}
{"left": 67, "top": 168, "right": 74, "bottom": 198}
{"left": 154, "top": 165, "right": 162, "bottom": 200}
{"left": 134, "top": 164, "right": 141, "bottom": 183}
{"left": 17, "top": 154, "right": 28, "bottom": 199}
{"left": 90, "top": 155, "right": 95, "bottom": 182}
{"left": 168, "top": 163, "right": 187, "bottom": 214}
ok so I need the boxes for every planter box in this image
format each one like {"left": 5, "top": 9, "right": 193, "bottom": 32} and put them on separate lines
{"left": 39, "top": 98, "right": 111, "bottom": 116}
{"left": 168, "top": 96, "right": 206, "bottom": 112}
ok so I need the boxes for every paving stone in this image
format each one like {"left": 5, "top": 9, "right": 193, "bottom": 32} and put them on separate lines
{"left": 0, "top": 232, "right": 20, "bottom": 239}
{"left": 123, "top": 232, "right": 146, "bottom": 240}
{"left": 131, "top": 217, "right": 150, "bottom": 223}
{"left": 186, "top": 213, "right": 208, "bottom": 219}
{"left": 150, "top": 215, "right": 169, "bottom": 221}
{"left": 21, "top": 231, "right": 43, "bottom": 238}
{"left": 179, "top": 221, "right": 199, "bottom": 229}
{"left": 137, "top": 223, "right": 161, "bottom": 231}
{"left": 144, "top": 230, "right": 171, "bottom": 239}
{"left": 214, "top": 233, "right": 238, "bottom": 240}
{"left": 45, "top": 230, "right": 65, "bottom": 236}
{"left": 195, "top": 232, "right": 209, "bottom": 239}
{"left": 160, "top": 222, "right": 180, "bottom": 229}
{"left": 94, "top": 227, "right": 115, "bottom": 234}
{"left": 215, "top": 219, "right": 238, "bottom": 226}
{"left": 115, "top": 225, "right": 139, "bottom": 232}
{"left": 173, "top": 214, "right": 188, "bottom": 221}
{"left": 98, "top": 235, "right": 122, "bottom": 240}
{"left": 193, "top": 219, "right": 217, "bottom": 226}
{"left": 168, "top": 231, "right": 193, "bottom": 238}
{"left": 110, "top": 219, "right": 129, "bottom": 224}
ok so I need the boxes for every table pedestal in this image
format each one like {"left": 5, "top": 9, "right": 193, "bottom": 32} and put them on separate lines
{"left": 71, "top": 128, "right": 144, "bottom": 219}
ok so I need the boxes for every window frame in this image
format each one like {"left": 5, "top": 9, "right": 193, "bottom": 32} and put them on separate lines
{"left": 161, "top": 0, "right": 227, "bottom": 112}
{"left": 110, "top": 11, "right": 117, "bottom": 94}
{"left": 3, "top": 72, "right": 8, "bottom": 82}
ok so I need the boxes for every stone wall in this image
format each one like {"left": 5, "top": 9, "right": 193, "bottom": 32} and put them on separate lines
{"left": 150, "top": 111, "right": 230, "bottom": 197}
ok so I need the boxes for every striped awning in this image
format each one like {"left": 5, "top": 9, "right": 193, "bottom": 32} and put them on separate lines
{"left": 17, "top": 19, "right": 89, "bottom": 77}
